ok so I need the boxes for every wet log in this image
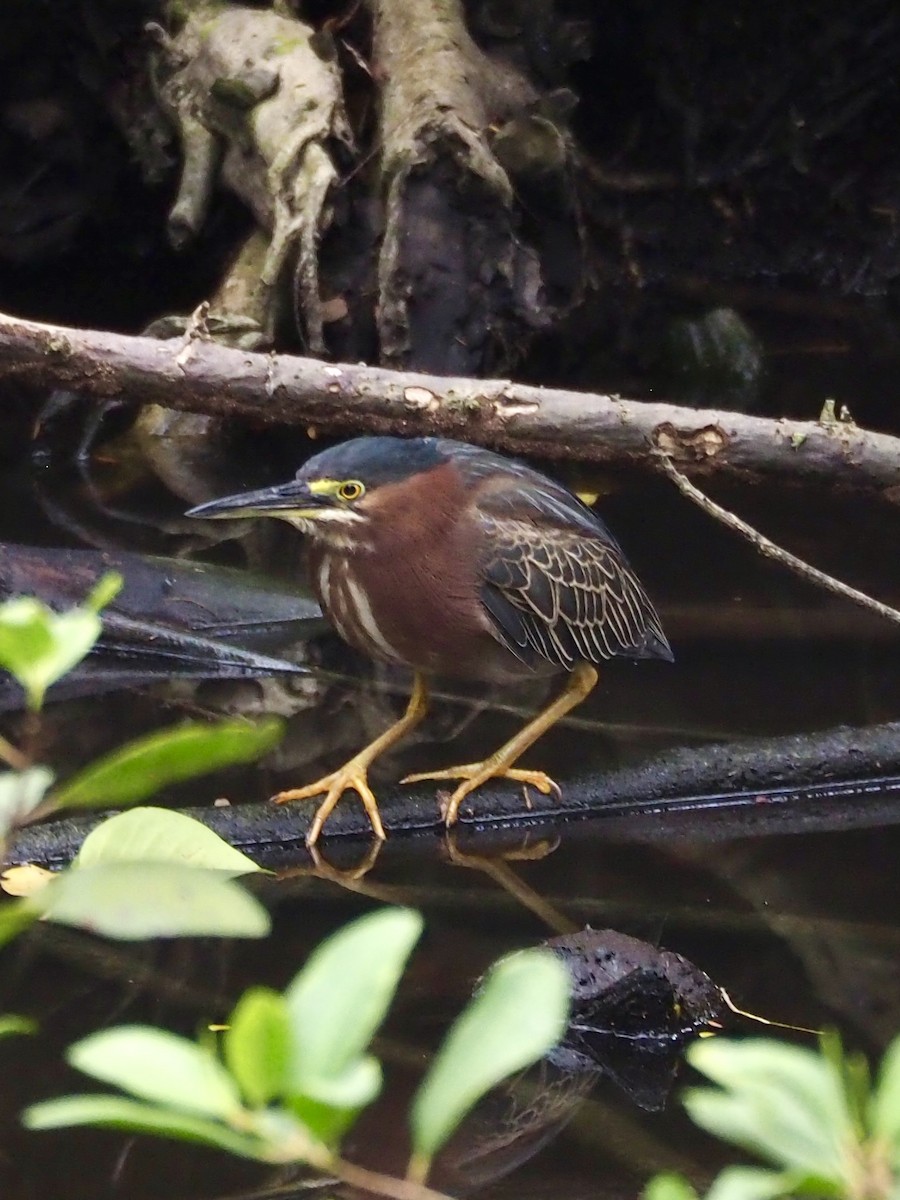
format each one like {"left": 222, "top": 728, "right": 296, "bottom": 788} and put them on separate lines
{"left": 2, "top": 309, "right": 900, "bottom": 496}
{"left": 0, "top": 543, "right": 321, "bottom": 708}
{"left": 8, "top": 719, "right": 900, "bottom": 867}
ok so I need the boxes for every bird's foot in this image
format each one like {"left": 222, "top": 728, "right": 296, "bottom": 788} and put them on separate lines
{"left": 272, "top": 757, "right": 386, "bottom": 847}
{"left": 402, "top": 763, "right": 561, "bottom": 828}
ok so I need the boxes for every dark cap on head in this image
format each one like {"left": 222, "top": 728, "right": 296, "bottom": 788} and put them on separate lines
{"left": 298, "top": 437, "right": 447, "bottom": 487}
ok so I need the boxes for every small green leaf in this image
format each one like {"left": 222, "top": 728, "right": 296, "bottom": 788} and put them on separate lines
{"left": 295, "top": 1056, "right": 382, "bottom": 1110}
{"left": 873, "top": 1034, "right": 900, "bottom": 1142}
{"left": 52, "top": 719, "right": 284, "bottom": 810}
{"left": 286, "top": 1083, "right": 375, "bottom": 1146}
{"left": 68, "top": 1026, "right": 242, "bottom": 1119}
{"left": 685, "top": 1039, "right": 851, "bottom": 1179}
{"left": 84, "top": 572, "right": 123, "bottom": 613}
{"left": 410, "top": 948, "right": 570, "bottom": 1172}
{"left": 0, "top": 898, "right": 39, "bottom": 948}
{"left": 23, "top": 1095, "right": 265, "bottom": 1160}
{"left": 34, "top": 862, "right": 270, "bottom": 940}
{"left": 75, "top": 807, "right": 262, "bottom": 876}
{"left": 284, "top": 907, "right": 422, "bottom": 1103}
{"left": 0, "top": 1014, "right": 36, "bottom": 1038}
{"left": 643, "top": 1173, "right": 700, "bottom": 1200}
{"left": 819, "top": 1031, "right": 871, "bottom": 1139}
{"left": 0, "top": 767, "right": 54, "bottom": 837}
{"left": 705, "top": 1167, "right": 828, "bottom": 1200}
{"left": 684, "top": 1089, "right": 842, "bottom": 1183}
{"left": 225, "top": 988, "right": 290, "bottom": 1108}
{"left": 0, "top": 597, "right": 102, "bottom": 711}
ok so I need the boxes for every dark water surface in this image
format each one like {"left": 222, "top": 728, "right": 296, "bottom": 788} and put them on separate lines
{"left": 1, "top": 401, "right": 900, "bottom": 1200}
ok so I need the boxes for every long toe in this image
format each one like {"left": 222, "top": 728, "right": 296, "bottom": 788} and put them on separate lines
{"left": 403, "top": 762, "right": 560, "bottom": 827}
{"left": 402, "top": 763, "right": 484, "bottom": 785}
{"left": 272, "top": 776, "right": 339, "bottom": 804}
{"left": 270, "top": 763, "right": 386, "bottom": 845}
{"left": 404, "top": 764, "right": 558, "bottom": 793}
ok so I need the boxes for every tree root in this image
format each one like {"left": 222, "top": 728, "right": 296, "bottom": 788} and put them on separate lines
{"left": 149, "top": 2, "right": 352, "bottom": 347}
{"left": 370, "top": 0, "right": 574, "bottom": 372}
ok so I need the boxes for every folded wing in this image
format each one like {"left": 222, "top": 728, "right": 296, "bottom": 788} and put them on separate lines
{"left": 476, "top": 488, "right": 672, "bottom": 670}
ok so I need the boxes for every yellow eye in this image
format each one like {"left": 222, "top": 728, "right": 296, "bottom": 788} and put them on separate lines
{"left": 337, "top": 480, "right": 365, "bottom": 502}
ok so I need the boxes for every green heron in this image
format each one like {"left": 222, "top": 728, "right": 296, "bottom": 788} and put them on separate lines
{"left": 188, "top": 436, "right": 672, "bottom": 845}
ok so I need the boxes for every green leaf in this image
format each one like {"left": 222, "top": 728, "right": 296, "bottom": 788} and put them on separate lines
{"left": 685, "top": 1039, "right": 851, "bottom": 1179}
{"left": 873, "top": 1034, "right": 900, "bottom": 1142}
{"left": 409, "top": 948, "right": 570, "bottom": 1172}
{"left": 286, "top": 1076, "right": 379, "bottom": 1147}
{"left": 0, "top": 585, "right": 117, "bottom": 711}
{"left": 684, "top": 1089, "right": 844, "bottom": 1184}
{"left": 68, "top": 1026, "right": 242, "bottom": 1119}
{"left": 0, "top": 767, "right": 54, "bottom": 837}
{"left": 705, "top": 1166, "right": 829, "bottom": 1200}
{"left": 75, "top": 807, "right": 262, "bottom": 876}
{"left": 0, "top": 1014, "right": 36, "bottom": 1038}
{"left": 284, "top": 907, "right": 422, "bottom": 1104}
{"left": 23, "top": 1095, "right": 265, "bottom": 1160}
{"left": 293, "top": 1056, "right": 382, "bottom": 1110}
{"left": 0, "top": 898, "right": 39, "bottom": 948}
{"left": 819, "top": 1031, "right": 871, "bottom": 1139}
{"left": 643, "top": 1173, "right": 700, "bottom": 1200}
{"left": 84, "top": 573, "right": 123, "bottom": 613}
{"left": 52, "top": 719, "right": 284, "bottom": 810}
{"left": 225, "top": 988, "right": 290, "bottom": 1108}
{"left": 34, "top": 862, "right": 270, "bottom": 939}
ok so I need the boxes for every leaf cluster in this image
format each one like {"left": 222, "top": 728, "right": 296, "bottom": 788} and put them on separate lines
{"left": 645, "top": 1033, "right": 900, "bottom": 1200}
{"left": 0, "top": 576, "right": 285, "bottom": 943}
{"left": 1, "top": 807, "right": 271, "bottom": 945}
{"left": 24, "top": 909, "right": 571, "bottom": 1185}
{"left": 0, "top": 578, "right": 572, "bottom": 1197}
{"left": 0, "top": 574, "right": 284, "bottom": 843}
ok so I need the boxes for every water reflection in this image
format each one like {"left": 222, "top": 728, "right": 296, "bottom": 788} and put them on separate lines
{"left": 3, "top": 404, "right": 900, "bottom": 1198}
{"left": 5, "top": 788, "right": 900, "bottom": 1200}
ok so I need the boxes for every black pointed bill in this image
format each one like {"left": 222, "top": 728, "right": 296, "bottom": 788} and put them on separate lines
{"left": 186, "top": 480, "right": 331, "bottom": 521}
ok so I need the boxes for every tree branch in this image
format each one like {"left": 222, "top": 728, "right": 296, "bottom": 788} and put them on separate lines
{"left": 656, "top": 454, "right": 900, "bottom": 628}
{"left": 2, "top": 309, "right": 900, "bottom": 494}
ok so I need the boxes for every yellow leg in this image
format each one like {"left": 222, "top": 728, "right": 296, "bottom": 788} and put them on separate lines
{"left": 273, "top": 672, "right": 430, "bottom": 847}
{"left": 403, "top": 663, "right": 598, "bottom": 827}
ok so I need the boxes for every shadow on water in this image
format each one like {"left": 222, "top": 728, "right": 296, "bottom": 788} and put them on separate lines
{"left": 2, "top": 403, "right": 900, "bottom": 1200}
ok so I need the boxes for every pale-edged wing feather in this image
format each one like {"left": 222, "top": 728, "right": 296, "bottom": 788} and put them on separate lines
{"left": 470, "top": 485, "right": 672, "bottom": 670}
{"left": 434, "top": 439, "right": 672, "bottom": 668}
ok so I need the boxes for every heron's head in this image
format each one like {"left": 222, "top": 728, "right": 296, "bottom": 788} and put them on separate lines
{"left": 187, "top": 436, "right": 449, "bottom": 548}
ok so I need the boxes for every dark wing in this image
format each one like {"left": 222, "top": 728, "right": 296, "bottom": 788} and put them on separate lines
{"left": 466, "top": 464, "right": 672, "bottom": 669}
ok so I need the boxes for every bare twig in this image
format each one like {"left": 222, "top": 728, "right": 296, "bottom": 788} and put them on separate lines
{"left": 656, "top": 452, "right": 900, "bottom": 627}
{"left": 3, "top": 309, "right": 900, "bottom": 494}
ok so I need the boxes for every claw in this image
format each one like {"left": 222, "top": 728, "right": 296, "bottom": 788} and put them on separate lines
{"left": 270, "top": 672, "right": 430, "bottom": 846}
{"left": 403, "top": 664, "right": 594, "bottom": 828}
{"left": 403, "top": 763, "right": 560, "bottom": 827}
{"left": 273, "top": 760, "right": 386, "bottom": 847}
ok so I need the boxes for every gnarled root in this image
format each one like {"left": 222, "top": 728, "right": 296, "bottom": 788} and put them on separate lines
{"left": 371, "top": 0, "right": 576, "bottom": 374}
{"left": 152, "top": 2, "right": 352, "bottom": 348}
